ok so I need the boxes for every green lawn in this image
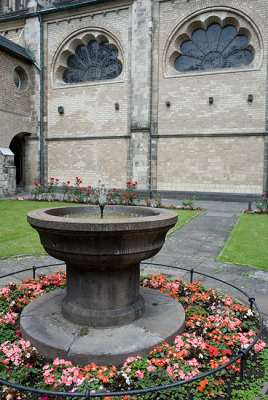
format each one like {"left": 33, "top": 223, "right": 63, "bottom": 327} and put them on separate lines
{"left": 0, "top": 201, "right": 199, "bottom": 258}
{"left": 0, "top": 200, "right": 81, "bottom": 258}
{"left": 218, "top": 214, "right": 268, "bottom": 271}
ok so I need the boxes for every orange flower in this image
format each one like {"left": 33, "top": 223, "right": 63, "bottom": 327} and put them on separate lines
{"left": 198, "top": 378, "right": 209, "bottom": 392}
{"left": 90, "top": 362, "right": 97, "bottom": 372}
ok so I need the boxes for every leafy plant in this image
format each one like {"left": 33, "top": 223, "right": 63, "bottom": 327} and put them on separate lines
{"left": 0, "top": 272, "right": 266, "bottom": 399}
{"left": 254, "top": 194, "right": 268, "bottom": 213}
{"left": 182, "top": 195, "right": 197, "bottom": 210}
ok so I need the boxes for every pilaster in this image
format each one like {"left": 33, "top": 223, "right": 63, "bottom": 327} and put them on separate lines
{"left": 128, "top": 0, "right": 153, "bottom": 190}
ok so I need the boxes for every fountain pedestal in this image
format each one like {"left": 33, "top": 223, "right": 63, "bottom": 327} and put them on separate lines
{"left": 21, "top": 205, "right": 185, "bottom": 365}
{"left": 62, "top": 261, "right": 145, "bottom": 327}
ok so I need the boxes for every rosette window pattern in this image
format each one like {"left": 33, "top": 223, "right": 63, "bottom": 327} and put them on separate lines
{"left": 174, "top": 23, "right": 254, "bottom": 72}
{"left": 62, "top": 40, "right": 122, "bottom": 83}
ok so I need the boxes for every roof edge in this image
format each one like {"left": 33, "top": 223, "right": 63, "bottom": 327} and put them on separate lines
{"left": 0, "top": 35, "right": 34, "bottom": 63}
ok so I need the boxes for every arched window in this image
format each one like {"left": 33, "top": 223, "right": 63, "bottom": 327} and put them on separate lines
{"left": 164, "top": 9, "right": 262, "bottom": 78}
{"left": 62, "top": 40, "right": 122, "bottom": 83}
{"left": 174, "top": 23, "right": 253, "bottom": 72}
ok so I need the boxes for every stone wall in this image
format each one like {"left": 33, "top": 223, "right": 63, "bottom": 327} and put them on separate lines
{"left": 0, "top": 40, "right": 39, "bottom": 193}
{"left": 0, "top": 0, "right": 267, "bottom": 197}
{"left": 0, "top": 0, "right": 28, "bottom": 15}
{"left": 0, "top": 148, "right": 16, "bottom": 196}
{"left": 0, "top": 48, "right": 33, "bottom": 143}
{"left": 157, "top": 135, "right": 265, "bottom": 194}
{"left": 152, "top": 0, "right": 267, "bottom": 195}
{"left": 44, "top": 0, "right": 131, "bottom": 186}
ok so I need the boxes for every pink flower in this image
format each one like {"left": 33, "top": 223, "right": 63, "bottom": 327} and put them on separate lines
{"left": 135, "top": 370, "right": 144, "bottom": 379}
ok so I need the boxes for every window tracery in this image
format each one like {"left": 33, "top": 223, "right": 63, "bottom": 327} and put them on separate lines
{"left": 163, "top": 9, "right": 262, "bottom": 78}
{"left": 62, "top": 40, "right": 122, "bottom": 83}
{"left": 174, "top": 23, "right": 253, "bottom": 72}
{"left": 52, "top": 29, "right": 124, "bottom": 88}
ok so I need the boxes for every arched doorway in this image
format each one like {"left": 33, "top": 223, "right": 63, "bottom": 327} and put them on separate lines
{"left": 9, "top": 133, "right": 29, "bottom": 186}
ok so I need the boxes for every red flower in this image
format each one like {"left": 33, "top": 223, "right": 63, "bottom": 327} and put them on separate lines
{"left": 209, "top": 346, "right": 219, "bottom": 357}
{"left": 262, "top": 194, "right": 266, "bottom": 197}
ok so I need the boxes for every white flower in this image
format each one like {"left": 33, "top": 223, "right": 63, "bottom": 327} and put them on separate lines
{"left": 246, "top": 309, "right": 253, "bottom": 317}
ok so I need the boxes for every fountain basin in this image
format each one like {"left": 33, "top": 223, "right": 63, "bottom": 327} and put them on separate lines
{"left": 23, "top": 205, "right": 185, "bottom": 365}
{"left": 27, "top": 205, "right": 178, "bottom": 327}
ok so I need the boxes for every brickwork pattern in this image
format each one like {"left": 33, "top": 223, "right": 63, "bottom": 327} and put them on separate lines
{"left": 47, "top": 138, "right": 128, "bottom": 187}
{"left": 158, "top": 0, "right": 267, "bottom": 135}
{"left": 46, "top": 5, "right": 130, "bottom": 138}
{"left": 0, "top": 0, "right": 267, "bottom": 196}
{"left": 157, "top": 136, "right": 264, "bottom": 193}
{"left": 0, "top": 50, "right": 32, "bottom": 147}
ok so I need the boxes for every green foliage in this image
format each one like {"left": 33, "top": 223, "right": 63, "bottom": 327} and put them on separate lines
{"left": 229, "top": 347, "right": 268, "bottom": 399}
{"left": 182, "top": 195, "right": 197, "bottom": 210}
{"left": 218, "top": 214, "right": 268, "bottom": 270}
{"left": 31, "top": 178, "right": 59, "bottom": 201}
{"left": 255, "top": 194, "right": 268, "bottom": 213}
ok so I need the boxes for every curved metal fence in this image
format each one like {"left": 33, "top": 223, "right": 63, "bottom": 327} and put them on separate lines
{"left": 0, "top": 262, "right": 264, "bottom": 399}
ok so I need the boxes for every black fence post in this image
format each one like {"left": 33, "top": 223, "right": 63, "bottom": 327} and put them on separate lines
{"left": 32, "top": 266, "right": 37, "bottom": 280}
{"left": 238, "top": 350, "right": 248, "bottom": 381}
{"left": 249, "top": 297, "right": 255, "bottom": 312}
{"left": 190, "top": 268, "right": 194, "bottom": 283}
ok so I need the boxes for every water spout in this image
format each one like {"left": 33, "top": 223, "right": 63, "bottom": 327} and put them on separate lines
{"left": 99, "top": 192, "right": 107, "bottom": 219}
{"left": 99, "top": 203, "right": 105, "bottom": 218}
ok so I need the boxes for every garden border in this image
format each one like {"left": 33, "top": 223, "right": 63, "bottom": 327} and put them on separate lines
{"left": 0, "top": 262, "right": 264, "bottom": 399}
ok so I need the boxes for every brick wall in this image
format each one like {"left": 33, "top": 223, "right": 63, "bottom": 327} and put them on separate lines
{"left": 0, "top": 49, "right": 32, "bottom": 146}
{"left": 153, "top": 0, "right": 267, "bottom": 194}
{"left": 0, "top": 0, "right": 267, "bottom": 196}
{"left": 47, "top": 138, "right": 128, "bottom": 187}
{"left": 42, "top": 2, "right": 131, "bottom": 186}
{"left": 157, "top": 135, "right": 264, "bottom": 193}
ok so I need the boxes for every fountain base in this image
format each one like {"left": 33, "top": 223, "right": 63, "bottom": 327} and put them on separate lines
{"left": 20, "top": 286, "right": 185, "bottom": 366}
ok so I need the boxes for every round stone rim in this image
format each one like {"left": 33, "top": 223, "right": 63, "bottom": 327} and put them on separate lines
{"left": 27, "top": 205, "right": 178, "bottom": 232}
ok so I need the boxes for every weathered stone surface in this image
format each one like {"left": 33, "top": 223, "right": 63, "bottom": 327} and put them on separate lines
{"left": 20, "top": 286, "right": 185, "bottom": 366}
{"left": 27, "top": 205, "right": 177, "bottom": 326}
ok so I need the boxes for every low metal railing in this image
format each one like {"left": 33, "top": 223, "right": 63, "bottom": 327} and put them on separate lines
{"left": 0, "top": 262, "right": 264, "bottom": 399}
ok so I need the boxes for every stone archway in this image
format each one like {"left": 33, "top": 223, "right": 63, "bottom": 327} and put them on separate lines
{"left": 9, "top": 132, "right": 31, "bottom": 187}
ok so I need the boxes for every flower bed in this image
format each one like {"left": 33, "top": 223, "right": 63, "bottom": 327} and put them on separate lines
{"left": 13, "top": 178, "right": 203, "bottom": 211}
{"left": 0, "top": 272, "right": 267, "bottom": 400}
{"left": 244, "top": 194, "right": 268, "bottom": 214}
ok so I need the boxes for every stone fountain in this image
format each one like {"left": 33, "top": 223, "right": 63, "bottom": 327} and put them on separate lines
{"left": 21, "top": 205, "right": 185, "bottom": 365}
